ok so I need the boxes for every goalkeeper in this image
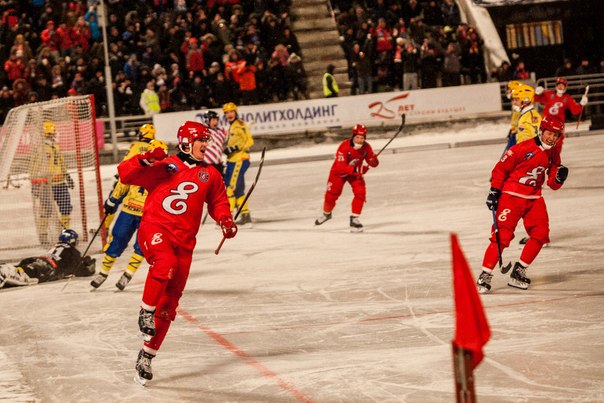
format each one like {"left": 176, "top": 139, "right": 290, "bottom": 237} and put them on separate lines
{"left": 30, "top": 121, "right": 74, "bottom": 246}
{"left": 90, "top": 124, "right": 157, "bottom": 291}
{"left": 0, "top": 229, "right": 95, "bottom": 289}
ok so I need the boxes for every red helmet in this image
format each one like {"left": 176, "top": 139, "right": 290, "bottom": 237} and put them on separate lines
{"left": 352, "top": 124, "right": 367, "bottom": 137}
{"left": 177, "top": 121, "right": 211, "bottom": 148}
{"left": 540, "top": 115, "right": 564, "bottom": 136}
{"left": 556, "top": 77, "right": 568, "bottom": 87}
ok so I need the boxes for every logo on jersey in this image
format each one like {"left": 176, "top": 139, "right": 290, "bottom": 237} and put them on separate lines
{"left": 162, "top": 181, "right": 199, "bottom": 215}
{"left": 498, "top": 208, "right": 511, "bottom": 221}
{"left": 151, "top": 232, "right": 163, "bottom": 245}
{"left": 198, "top": 169, "right": 209, "bottom": 182}
{"left": 524, "top": 152, "right": 534, "bottom": 160}
{"left": 519, "top": 166, "right": 546, "bottom": 186}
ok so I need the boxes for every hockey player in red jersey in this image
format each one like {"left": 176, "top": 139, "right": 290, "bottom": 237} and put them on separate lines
{"left": 117, "top": 121, "right": 237, "bottom": 385}
{"left": 533, "top": 77, "right": 588, "bottom": 154}
{"left": 477, "top": 115, "right": 569, "bottom": 293}
{"left": 314, "top": 124, "right": 379, "bottom": 232}
{"left": 534, "top": 77, "right": 587, "bottom": 123}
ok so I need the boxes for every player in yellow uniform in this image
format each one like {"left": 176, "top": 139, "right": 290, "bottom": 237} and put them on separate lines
{"left": 512, "top": 84, "right": 541, "bottom": 144}
{"left": 222, "top": 102, "right": 254, "bottom": 226}
{"left": 503, "top": 80, "right": 523, "bottom": 152}
{"left": 91, "top": 124, "right": 158, "bottom": 290}
{"left": 30, "top": 121, "right": 74, "bottom": 246}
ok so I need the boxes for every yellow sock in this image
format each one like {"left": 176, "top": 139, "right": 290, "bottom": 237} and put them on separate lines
{"left": 101, "top": 255, "right": 117, "bottom": 275}
{"left": 126, "top": 253, "right": 144, "bottom": 276}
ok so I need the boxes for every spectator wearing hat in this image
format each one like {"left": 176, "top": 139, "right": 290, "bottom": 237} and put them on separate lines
{"left": 285, "top": 53, "right": 309, "bottom": 100}
{"left": 576, "top": 57, "right": 597, "bottom": 76}
{"left": 555, "top": 59, "right": 575, "bottom": 78}
{"left": 322, "top": 63, "right": 339, "bottom": 98}
{"left": 41, "top": 21, "right": 60, "bottom": 60}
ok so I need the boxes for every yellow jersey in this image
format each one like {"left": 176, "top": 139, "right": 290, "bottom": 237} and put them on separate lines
{"left": 516, "top": 107, "right": 541, "bottom": 144}
{"left": 226, "top": 118, "right": 254, "bottom": 162}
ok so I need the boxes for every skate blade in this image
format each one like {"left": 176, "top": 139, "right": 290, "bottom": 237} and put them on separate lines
{"left": 507, "top": 279, "right": 529, "bottom": 290}
{"left": 350, "top": 227, "right": 363, "bottom": 233}
{"left": 139, "top": 331, "right": 153, "bottom": 342}
{"left": 134, "top": 374, "right": 148, "bottom": 386}
{"left": 477, "top": 285, "right": 490, "bottom": 294}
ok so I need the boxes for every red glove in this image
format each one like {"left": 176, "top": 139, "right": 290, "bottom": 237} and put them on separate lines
{"left": 139, "top": 140, "right": 168, "bottom": 165}
{"left": 220, "top": 216, "right": 238, "bottom": 239}
{"left": 367, "top": 156, "right": 379, "bottom": 167}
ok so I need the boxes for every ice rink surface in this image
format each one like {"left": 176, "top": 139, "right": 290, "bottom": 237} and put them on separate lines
{"left": 1, "top": 121, "right": 603, "bottom": 402}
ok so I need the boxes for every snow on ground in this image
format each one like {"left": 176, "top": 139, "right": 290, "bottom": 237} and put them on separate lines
{"left": 1, "top": 120, "right": 603, "bottom": 402}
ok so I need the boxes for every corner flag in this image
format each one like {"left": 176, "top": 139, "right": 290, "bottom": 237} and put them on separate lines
{"left": 451, "top": 233, "right": 491, "bottom": 368}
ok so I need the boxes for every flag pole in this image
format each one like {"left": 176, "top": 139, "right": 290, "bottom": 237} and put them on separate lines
{"left": 452, "top": 343, "right": 476, "bottom": 403}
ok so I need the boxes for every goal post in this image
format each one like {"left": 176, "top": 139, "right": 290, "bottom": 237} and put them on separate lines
{"left": 0, "top": 95, "right": 104, "bottom": 262}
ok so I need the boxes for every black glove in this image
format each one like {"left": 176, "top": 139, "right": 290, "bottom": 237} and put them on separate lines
{"left": 555, "top": 165, "right": 568, "bottom": 184}
{"left": 223, "top": 145, "right": 239, "bottom": 155}
{"left": 79, "top": 256, "right": 96, "bottom": 276}
{"left": 65, "top": 174, "right": 75, "bottom": 189}
{"left": 104, "top": 197, "right": 119, "bottom": 214}
{"left": 486, "top": 187, "right": 501, "bottom": 211}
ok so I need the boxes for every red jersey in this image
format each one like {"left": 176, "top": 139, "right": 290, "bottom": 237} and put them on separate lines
{"left": 330, "top": 139, "right": 378, "bottom": 177}
{"left": 492, "top": 137, "right": 563, "bottom": 200}
{"left": 118, "top": 154, "right": 231, "bottom": 251}
{"left": 534, "top": 90, "right": 582, "bottom": 122}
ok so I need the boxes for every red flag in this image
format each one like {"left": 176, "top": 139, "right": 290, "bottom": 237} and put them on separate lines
{"left": 451, "top": 233, "right": 491, "bottom": 368}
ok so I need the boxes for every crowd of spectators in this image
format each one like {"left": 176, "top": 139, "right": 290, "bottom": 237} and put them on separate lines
{"left": 330, "top": 0, "right": 488, "bottom": 94}
{"left": 0, "top": 0, "right": 309, "bottom": 123}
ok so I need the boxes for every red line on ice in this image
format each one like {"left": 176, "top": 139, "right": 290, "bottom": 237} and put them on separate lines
{"left": 177, "top": 307, "right": 314, "bottom": 403}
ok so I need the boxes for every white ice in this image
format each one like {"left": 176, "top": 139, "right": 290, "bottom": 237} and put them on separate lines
{"left": 1, "top": 119, "right": 603, "bottom": 402}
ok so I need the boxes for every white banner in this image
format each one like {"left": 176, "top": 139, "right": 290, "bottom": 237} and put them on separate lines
{"left": 154, "top": 83, "right": 502, "bottom": 142}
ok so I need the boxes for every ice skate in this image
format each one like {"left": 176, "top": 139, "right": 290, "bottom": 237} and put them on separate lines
{"left": 476, "top": 271, "right": 493, "bottom": 294}
{"left": 507, "top": 262, "right": 531, "bottom": 290}
{"left": 90, "top": 272, "right": 108, "bottom": 288}
{"left": 314, "top": 212, "right": 332, "bottom": 226}
{"left": 350, "top": 215, "right": 363, "bottom": 233}
{"left": 236, "top": 213, "right": 252, "bottom": 228}
{"left": 115, "top": 272, "right": 132, "bottom": 291}
{"left": 138, "top": 308, "right": 156, "bottom": 341}
{"left": 134, "top": 349, "right": 154, "bottom": 385}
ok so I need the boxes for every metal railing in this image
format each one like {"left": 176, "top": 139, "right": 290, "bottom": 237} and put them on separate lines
{"left": 97, "top": 114, "right": 152, "bottom": 142}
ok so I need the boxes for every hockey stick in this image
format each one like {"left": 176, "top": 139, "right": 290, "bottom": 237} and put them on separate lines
{"left": 362, "top": 114, "right": 407, "bottom": 175}
{"left": 576, "top": 85, "right": 590, "bottom": 130}
{"left": 376, "top": 113, "right": 406, "bottom": 157}
{"left": 81, "top": 214, "right": 108, "bottom": 259}
{"left": 214, "top": 147, "right": 266, "bottom": 255}
{"left": 491, "top": 209, "right": 504, "bottom": 270}
{"left": 62, "top": 214, "right": 108, "bottom": 292}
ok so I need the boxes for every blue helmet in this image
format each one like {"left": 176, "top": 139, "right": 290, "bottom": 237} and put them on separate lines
{"left": 59, "top": 229, "right": 78, "bottom": 246}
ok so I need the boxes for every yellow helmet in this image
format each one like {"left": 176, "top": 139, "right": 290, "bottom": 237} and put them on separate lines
{"left": 138, "top": 123, "right": 156, "bottom": 141}
{"left": 507, "top": 80, "right": 522, "bottom": 91}
{"left": 511, "top": 84, "right": 534, "bottom": 104}
{"left": 43, "top": 122, "right": 56, "bottom": 138}
{"left": 223, "top": 102, "right": 237, "bottom": 113}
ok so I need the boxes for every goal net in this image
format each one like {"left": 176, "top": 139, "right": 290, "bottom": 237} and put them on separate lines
{"left": 0, "top": 95, "right": 104, "bottom": 262}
